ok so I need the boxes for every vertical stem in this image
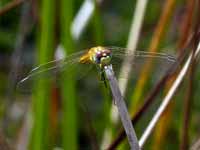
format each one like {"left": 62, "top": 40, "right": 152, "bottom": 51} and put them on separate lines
{"left": 104, "top": 65, "right": 140, "bottom": 150}
{"left": 131, "top": 0, "right": 176, "bottom": 105}
{"left": 139, "top": 43, "right": 200, "bottom": 147}
{"left": 180, "top": 52, "right": 196, "bottom": 150}
{"left": 30, "top": 0, "right": 55, "bottom": 149}
{"left": 4, "top": 1, "right": 32, "bottom": 132}
{"left": 60, "top": 0, "right": 77, "bottom": 149}
{"left": 180, "top": 64, "right": 193, "bottom": 150}
{"left": 92, "top": 0, "right": 104, "bottom": 44}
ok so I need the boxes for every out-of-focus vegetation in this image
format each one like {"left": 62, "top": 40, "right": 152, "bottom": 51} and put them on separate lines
{"left": 0, "top": 0, "right": 199, "bottom": 150}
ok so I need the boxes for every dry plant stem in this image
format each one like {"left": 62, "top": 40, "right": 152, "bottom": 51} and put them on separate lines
{"left": 180, "top": 52, "right": 195, "bottom": 150}
{"left": 106, "top": 34, "right": 195, "bottom": 150}
{"left": 104, "top": 0, "right": 148, "bottom": 148}
{"left": 5, "top": 2, "right": 33, "bottom": 149}
{"left": 112, "top": 44, "right": 196, "bottom": 149}
{"left": 16, "top": 105, "right": 32, "bottom": 150}
{"left": 0, "top": 0, "right": 24, "bottom": 16}
{"left": 118, "top": 0, "right": 148, "bottom": 95}
{"left": 139, "top": 40, "right": 200, "bottom": 147}
{"left": 176, "top": 0, "right": 195, "bottom": 50}
{"left": 180, "top": 3, "right": 199, "bottom": 147}
{"left": 4, "top": 1, "right": 33, "bottom": 130}
{"left": 71, "top": 0, "right": 103, "bottom": 40}
{"left": 148, "top": 0, "right": 175, "bottom": 52}
{"left": 104, "top": 65, "right": 140, "bottom": 150}
{"left": 191, "top": 137, "right": 200, "bottom": 150}
{"left": 131, "top": 0, "right": 176, "bottom": 104}
{"left": 153, "top": 0, "right": 196, "bottom": 148}
{"left": 106, "top": 61, "right": 178, "bottom": 150}
{"left": 71, "top": 0, "right": 95, "bottom": 40}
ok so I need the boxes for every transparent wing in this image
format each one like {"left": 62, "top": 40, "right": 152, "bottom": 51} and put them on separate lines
{"left": 106, "top": 46, "right": 177, "bottom": 79}
{"left": 108, "top": 46, "right": 176, "bottom": 62}
{"left": 17, "top": 50, "right": 91, "bottom": 92}
{"left": 104, "top": 46, "right": 177, "bottom": 99}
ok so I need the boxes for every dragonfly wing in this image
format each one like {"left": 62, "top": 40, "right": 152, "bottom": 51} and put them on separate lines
{"left": 106, "top": 47, "right": 177, "bottom": 80}
{"left": 107, "top": 46, "right": 176, "bottom": 62}
{"left": 17, "top": 50, "right": 88, "bottom": 92}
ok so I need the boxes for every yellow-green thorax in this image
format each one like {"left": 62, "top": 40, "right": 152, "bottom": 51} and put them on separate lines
{"left": 79, "top": 46, "right": 112, "bottom": 69}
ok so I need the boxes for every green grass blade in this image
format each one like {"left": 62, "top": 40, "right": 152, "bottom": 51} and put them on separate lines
{"left": 29, "top": 0, "right": 55, "bottom": 149}
{"left": 60, "top": 0, "right": 77, "bottom": 149}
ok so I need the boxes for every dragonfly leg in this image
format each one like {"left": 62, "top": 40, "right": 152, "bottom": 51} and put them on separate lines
{"left": 100, "top": 71, "right": 107, "bottom": 88}
{"left": 100, "top": 69, "right": 117, "bottom": 105}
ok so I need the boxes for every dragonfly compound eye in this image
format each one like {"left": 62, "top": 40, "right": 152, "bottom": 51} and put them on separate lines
{"left": 93, "top": 48, "right": 112, "bottom": 66}
{"left": 95, "top": 52, "right": 102, "bottom": 64}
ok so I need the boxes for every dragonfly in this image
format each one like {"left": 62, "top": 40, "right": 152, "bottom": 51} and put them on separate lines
{"left": 18, "top": 46, "right": 176, "bottom": 90}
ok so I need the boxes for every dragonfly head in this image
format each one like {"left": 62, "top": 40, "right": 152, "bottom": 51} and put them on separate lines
{"left": 91, "top": 46, "right": 112, "bottom": 68}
